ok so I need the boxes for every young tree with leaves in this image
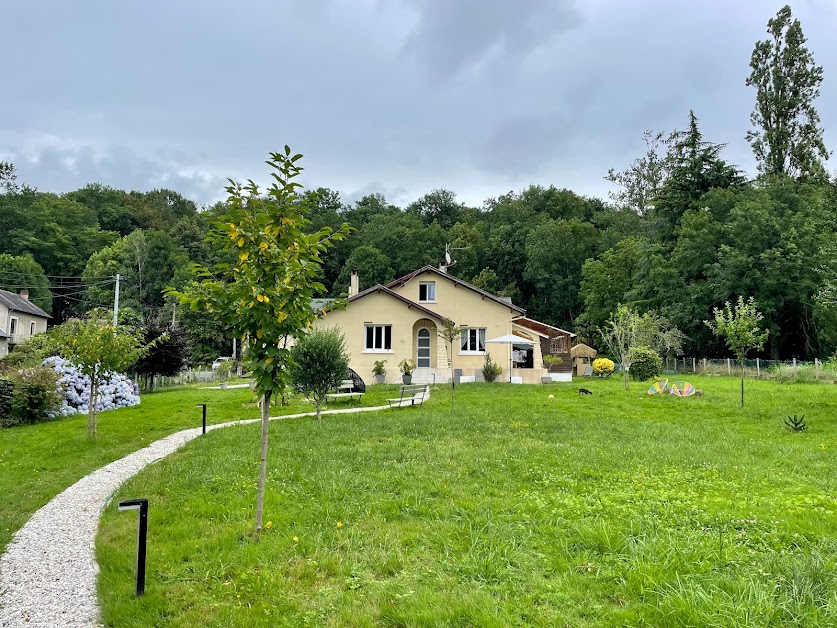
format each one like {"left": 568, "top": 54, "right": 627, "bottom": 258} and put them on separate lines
{"left": 50, "top": 312, "right": 149, "bottom": 439}
{"left": 599, "top": 305, "right": 643, "bottom": 390}
{"left": 705, "top": 296, "right": 769, "bottom": 408}
{"left": 437, "top": 318, "right": 464, "bottom": 407}
{"left": 290, "top": 328, "right": 350, "bottom": 422}
{"left": 746, "top": 5, "right": 829, "bottom": 179}
{"left": 167, "top": 148, "right": 350, "bottom": 539}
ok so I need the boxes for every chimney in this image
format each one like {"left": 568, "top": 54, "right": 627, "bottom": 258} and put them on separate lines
{"left": 19, "top": 290, "right": 29, "bottom": 301}
{"left": 349, "top": 270, "right": 359, "bottom": 297}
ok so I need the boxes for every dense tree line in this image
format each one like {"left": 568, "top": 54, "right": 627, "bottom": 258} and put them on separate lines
{"left": 0, "top": 5, "right": 834, "bottom": 361}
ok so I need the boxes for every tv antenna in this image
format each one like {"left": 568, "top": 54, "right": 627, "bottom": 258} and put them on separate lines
{"left": 441, "top": 243, "right": 468, "bottom": 272}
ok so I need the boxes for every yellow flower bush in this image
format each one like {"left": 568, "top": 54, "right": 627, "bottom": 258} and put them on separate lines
{"left": 593, "top": 358, "right": 615, "bottom": 376}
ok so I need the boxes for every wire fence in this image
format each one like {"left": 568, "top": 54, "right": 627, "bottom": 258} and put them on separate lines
{"left": 136, "top": 369, "right": 217, "bottom": 391}
{"left": 660, "top": 357, "right": 837, "bottom": 382}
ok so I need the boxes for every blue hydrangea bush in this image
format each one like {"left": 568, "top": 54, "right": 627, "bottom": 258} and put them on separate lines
{"left": 43, "top": 356, "right": 141, "bottom": 417}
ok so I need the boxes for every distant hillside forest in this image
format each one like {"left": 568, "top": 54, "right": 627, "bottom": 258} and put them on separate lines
{"left": 1, "top": 6, "right": 836, "bottom": 361}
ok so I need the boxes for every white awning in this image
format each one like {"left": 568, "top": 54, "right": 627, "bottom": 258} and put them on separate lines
{"left": 487, "top": 334, "right": 535, "bottom": 345}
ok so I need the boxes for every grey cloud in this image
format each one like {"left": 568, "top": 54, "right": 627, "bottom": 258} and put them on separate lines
{"left": 0, "top": 0, "right": 834, "bottom": 210}
{"left": 12, "top": 144, "right": 227, "bottom": 205}
{"left": 401, "top": 0, "right": 581, "bottom": 78}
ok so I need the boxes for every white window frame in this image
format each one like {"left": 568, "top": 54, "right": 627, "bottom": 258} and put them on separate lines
{"left": 459, "top": 327, "right": 486, "bottom": 354}
{"left": 9, "top": 317, "right": 18, "bottom": 336}
{"left": 418, "top": 281, "right": 436, "bottom": 302}
{"left": 364, "top": 324, "right": 393, "bottom": 353}
{"left": 30, "top": 321, "right": 36, "bottom": 337}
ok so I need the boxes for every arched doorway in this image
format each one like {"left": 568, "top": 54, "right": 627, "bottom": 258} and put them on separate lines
{"left": 416, "top": 327, "right": 431, "bottom": 367}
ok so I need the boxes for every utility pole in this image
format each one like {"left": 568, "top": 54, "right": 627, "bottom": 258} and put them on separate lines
{"left": 113, "top": 273, "right": 121, "bottom": 328}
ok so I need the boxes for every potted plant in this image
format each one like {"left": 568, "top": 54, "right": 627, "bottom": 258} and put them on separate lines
{"left": 542, "top": 354, "right": 563, "bottom": 384}
{"left": 216, "top": 360, "right": 232, "bottom": 389}
{"left": 398, "top": 359, "right": 416, "bottom": 385}
{"left": 372, "top": 360, "right": 387, "bottom": 384}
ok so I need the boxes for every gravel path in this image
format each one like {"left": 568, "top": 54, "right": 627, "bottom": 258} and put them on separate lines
{"left": 0, "top": 396, "right": 417, "bottom": 627}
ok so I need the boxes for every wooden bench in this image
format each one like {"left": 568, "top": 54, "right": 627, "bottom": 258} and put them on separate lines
{"left": 387, "top": 384, "right": 429, "bottom": 408}
{"left": 326, "top": 379, "right": 364, "bottom": 403}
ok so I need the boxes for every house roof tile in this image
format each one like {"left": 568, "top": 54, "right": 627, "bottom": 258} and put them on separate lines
{"left": 0, "top": 289, "right": 50, "bottom": 318}
{"left": 514, "top": 317, "right": 576, "bottom": 338}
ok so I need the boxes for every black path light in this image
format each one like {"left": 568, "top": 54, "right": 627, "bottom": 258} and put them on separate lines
{"left": 118, "top": 498, "right": 149, "bottom": 596}
{"left": 196, "top": 403, "right": 207, "bottom": 434}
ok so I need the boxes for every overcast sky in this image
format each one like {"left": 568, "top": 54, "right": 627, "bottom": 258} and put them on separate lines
{"left": 1, "top": 0, "right": 836, "bottom": 208}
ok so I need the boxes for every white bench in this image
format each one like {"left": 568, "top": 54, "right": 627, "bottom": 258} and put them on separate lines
{"left": 387, "top": 384, "right": 429, "bottom": 408}
{"left": 326, "top": 379, "right": 364, "bottom": 403}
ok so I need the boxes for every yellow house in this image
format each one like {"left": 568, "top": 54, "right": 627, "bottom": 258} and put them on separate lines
{"left": 313, "top": 266, "right": 573, "bottom": 385}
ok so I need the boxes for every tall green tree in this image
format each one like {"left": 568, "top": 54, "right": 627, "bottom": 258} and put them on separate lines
{"left": 334, "top": 245, "right": 394, "bottom": 294}
{"left": 167, "top": 148, "right": 350, "bottom": 539}
{"left": 605, "top": 130, "right": 672, "bottom": 215}
{"left": 0, "top": 254, "right": 52, "bottom": 312}
{"left": 706, "top": 296, "right": 769, "bottom": 407}
{"left": 746, "top": 5, "right": 829, "bottom": 179}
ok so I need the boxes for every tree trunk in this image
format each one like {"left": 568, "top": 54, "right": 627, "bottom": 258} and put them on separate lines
{"left": 253, "top": 390, "right": 272, "bottom": 540}
{"left": 316, "top": 399, "right": 322, "bottom": 422}
{"left": 740, "top": 360, "right": 745, "bottom": 408}
{"left": 87, "top": 376, "right": 98, "bottom": 440}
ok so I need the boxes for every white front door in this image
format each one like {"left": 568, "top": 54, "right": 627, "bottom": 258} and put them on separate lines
{"left": 417, "top": 328, "right": 431, "bottom": 367}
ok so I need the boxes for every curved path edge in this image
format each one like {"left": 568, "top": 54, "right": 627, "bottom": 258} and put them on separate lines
{"left": 0, "top": 397, "right": 418, "bottom": 627}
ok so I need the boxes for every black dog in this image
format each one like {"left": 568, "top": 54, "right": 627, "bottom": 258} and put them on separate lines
{"left": 578, "top": 388, "right": 593, "bottom": 395}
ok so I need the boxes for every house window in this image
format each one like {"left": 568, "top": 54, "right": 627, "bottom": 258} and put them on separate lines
{"left": 419, "top": 282, "right": 436, "bottom": 302}
{"left": 460, "top": 328, "right": 486, "bottom": 353}
{"left": 30, "top": 322, "right": 36, "bottom": 336}
{"left": 364, "top": 324, "right": 392, "bottom": 351}
{"left": 9, "top": 317, "right": 17, "bottom": 336}
{"left": 550, "top": 336, "right": 567, "bottom": 353}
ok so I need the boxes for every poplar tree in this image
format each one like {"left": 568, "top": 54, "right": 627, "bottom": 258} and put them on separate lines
{"left": 746, "top": 5, "right": 829, "bottom": 179}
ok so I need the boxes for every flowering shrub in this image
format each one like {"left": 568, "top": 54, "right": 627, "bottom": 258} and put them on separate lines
{"left": 593, "top": 358, "right": 615, "bottom": 376}
{"left": 42, "top": 356, "right": 140, "bottom": 417}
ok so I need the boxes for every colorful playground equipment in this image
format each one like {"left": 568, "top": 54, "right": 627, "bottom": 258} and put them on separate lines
{"left": 648, "top": 379, "right": 699, "bottom": 397}
{"left": 669, "top": 381, "right": 697, "bottom": 397}
{"left": 647, "top": 378, "right": 669, "bottom": 394}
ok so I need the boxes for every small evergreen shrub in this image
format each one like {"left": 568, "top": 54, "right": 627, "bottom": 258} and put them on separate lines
{"left": 593, "top": 358, "right": 615, "bottom": 376}
{"left": 784, "top": 414, "right": 807, "bottom": 433}
{"left": 482, "top": 353, "right": 503, "bottom": 382}
{"left": 629, "top": 346, "right": 662, "bottom": 381}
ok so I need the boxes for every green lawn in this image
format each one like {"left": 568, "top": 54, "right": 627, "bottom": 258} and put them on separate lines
{"left": 95, "top": 377, "right": 837, "bottom": 627}
{"left": 0, "top": 382, "right": 398, "bottom": 554}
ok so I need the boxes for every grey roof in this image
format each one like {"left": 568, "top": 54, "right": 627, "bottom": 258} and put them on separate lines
{"left": 0, "top": 289, "right": 51, "bottom": 318}
{"left": 499, "top": 296, "right": 513, "bottom": 304}
{"left": 312, "top": 298, "right": 336, "bottom": 311}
